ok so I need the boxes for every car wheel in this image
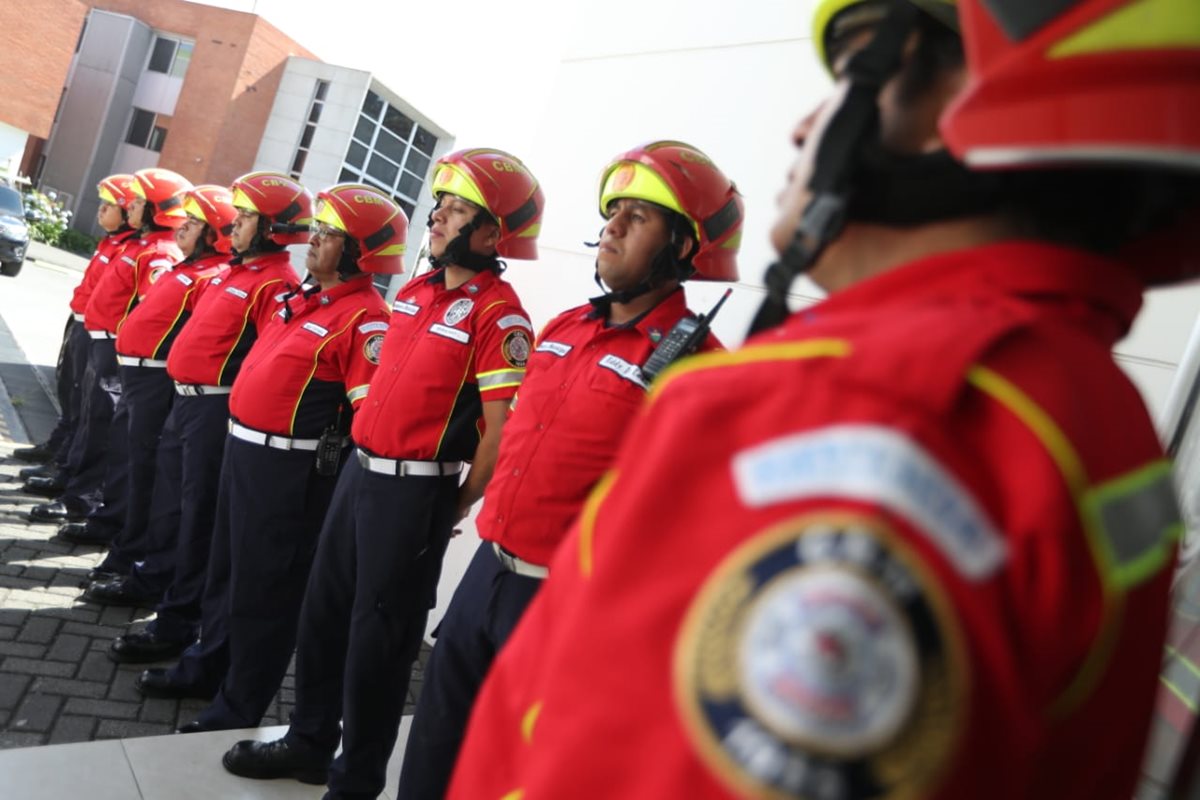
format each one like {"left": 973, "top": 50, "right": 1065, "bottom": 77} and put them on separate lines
{"left": 1, "top": 260, "right": 22, "bottom": 277}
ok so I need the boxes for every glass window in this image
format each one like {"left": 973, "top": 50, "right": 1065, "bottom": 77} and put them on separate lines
{"left": 399, "top": 170, "right": 422, "bottom": 200}
{"left": 353, "top": 115, "right": 375, "bottom": 146}
{"left": 315, "top": 80, "right": 330, "bottom": 102}
{"left": 299, "top": 125, "right": 315, "bottom": 149}
{"left": 364, "top": 177, "right": 391, "bottom": 195}
{"left": 361, "top": 90, "right": 383, "bottom": 120}
{"left": 366, "top": 154, "right": 399, "bottom": 187}
{"left": 148, "top": 126, "right": 168, "bottom": 153}
{"left": 170, "top": 41, "right": 193, "bottom": 78}
{"left": 345, "top": 140, "right": 367, "bottom": 169}
{"left": 339, "top": 167, "right": 359, "bottom": 183}
{"left": 125, "top": 108, "right": 155, "bottom": 147}
{"left": 405, "top": 149, "right": 430, "bottom": 177}
{"left": 398, "top": 198, "right": 416, "bottom": 221}
{"left": 308, "top": 102, "right": 324, "bottom": 124}
{"left": 382, "top": 106, "right": 414, "bottom": 142}
{"left": 374, "top": 128, "right": 406, "bottom": 164}
{"left": 413, "top": 126, "right": 437, "bottom": 156}
{"left": 291, "top": 149, "right": 308, "bottom": 175}
{"left": 147, "top": 37, "right": 176, "bottom": 73}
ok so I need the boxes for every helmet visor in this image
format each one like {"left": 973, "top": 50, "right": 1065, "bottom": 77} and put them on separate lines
{"left": 431, "top": 164, "right": 489, "bottom": 212}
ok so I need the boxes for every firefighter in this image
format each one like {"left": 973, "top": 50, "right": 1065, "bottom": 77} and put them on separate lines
{"left": 448, "top": 1, "right": 1198, "bottom": 798}
{"left": 26, "top": 168, "right": 191, "bottom": 523}
{"left": 58, "top": 186, "right": 236, "bottom": 564}
{"left": 150, "top": 185, "right": 400, "bottom": 732}
{"left": 221, "top": 148, "right": 541, "bottom": 799}
{"left": 85, "top": 173, "right": 308, "bottom": 663}
{"left": 397, "top": 140, "right": 741, "bottom": 799}
{"left": 10, "top": 175, "right": 139, "bottom": 477}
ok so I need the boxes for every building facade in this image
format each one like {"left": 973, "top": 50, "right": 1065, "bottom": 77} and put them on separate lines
{"left": 34, "top": 0, "right": 450, "bottom": 284}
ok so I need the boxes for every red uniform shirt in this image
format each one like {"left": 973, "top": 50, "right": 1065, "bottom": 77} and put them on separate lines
{"left": 115, "top": 254, "right": 228, "bottom": 360}
{"left": 165, "top": 251, "right": 297, "bottom": 386}
{"left": 450, "top": 242, "right": 1180, "bottom": 800}
{"left": 69, "top": 229, "right": 139, "bottom": 316}
{"left": 84, "top": 230, "right": 182, "bottom": 334}
{"left": 352, "top": 268, "right": 530, "bottom": 462}
{"left": 229, "top": 275, "right": 390, "bottom": 438}
{"left": 479, "top": 289, "right": 722, "bottom": 566}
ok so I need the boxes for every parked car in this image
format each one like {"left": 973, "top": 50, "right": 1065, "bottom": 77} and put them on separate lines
{"left": 0, "top": 185, "right": 30, "bottom": 277}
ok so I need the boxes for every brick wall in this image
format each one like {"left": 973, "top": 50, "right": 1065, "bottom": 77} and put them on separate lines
{"left": 89, "top": 0, "right": 320, "bottom": 187}
{"left": 0, "top": 1, "right": 89, "bottom": 138}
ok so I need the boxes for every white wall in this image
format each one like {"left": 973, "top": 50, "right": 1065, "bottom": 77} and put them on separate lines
{"left": 427, "top": 0, "right": 1200, "bottom": 634}
{"left": 0, "top": 122, "right": 29, "bottom": 181}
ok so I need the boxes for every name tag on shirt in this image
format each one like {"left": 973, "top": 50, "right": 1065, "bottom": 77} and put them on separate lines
{"left": 358, "top": 321, "right": 389, "bottom": 334}
{"left": 176, "top": 274, "right": 194, "bottom": 286}
{"left": 429, "top": 323, "right": 470, "bottom": 344}
{"left": 598, "top": 354, "right": 647, "bottom": 390}
{"left": 303, "top": 322, "right": 329, "bottom": 337}
{"left": 225, "top": 286, "right": 249, "bottom": 299}
{"left": 393, "top": 300, "right": 420, "bottom": 316}
{"left": 536, "top": 341, "right": 572, "bottom": 358}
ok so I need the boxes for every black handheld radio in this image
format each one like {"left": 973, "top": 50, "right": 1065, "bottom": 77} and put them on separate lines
{"left": 640, "top": 289, "right": 732, "bottom": 384}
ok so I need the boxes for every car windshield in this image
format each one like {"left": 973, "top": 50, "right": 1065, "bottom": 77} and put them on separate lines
{"left": 0, "top": 187, "right": 23, "bottom": 217}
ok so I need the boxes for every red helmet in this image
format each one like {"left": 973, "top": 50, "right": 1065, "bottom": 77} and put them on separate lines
{"left": 230, "top": 171, "right": 314, "bottom": 245}
{"left": 182, "top": 185, "right": 238, "bottom": 254}
{"left": 314, "top": 184, "right": 409, "bottom": 274}
{"left": 599, "top": 141, "right": 743, "bottom": 281}
{"left": 97, "top": 174, "right": 138, "bottom": 209}
{"left": 429, "top": 148, "right": 543, "bottom": 260}
{"left": 132, "top": 168, "right": 193, "bottom": 228}
{"left": 941, "top": 0, "right": 1200, "bottom": 284}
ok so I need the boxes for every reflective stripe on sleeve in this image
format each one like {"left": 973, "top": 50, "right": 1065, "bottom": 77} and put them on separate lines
{"left": 347, "top": 384, "right": 369, "bottom": 404}
{"left": 478, "top": 368, "right": 525, "bottom": 390}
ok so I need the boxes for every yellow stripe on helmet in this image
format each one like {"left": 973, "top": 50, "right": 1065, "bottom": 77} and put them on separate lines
{"left": 1050, "top": 0, "right": 1200, "bottom": 58}
{"left": 231, "top": 186, "right": 260, "bottom": 214}
{"left": 431, "top": 163, "right": 488, "bottom": 211}
{"left": 314, "top": 198, "right": 347, "bottom": 232}
{"left": 599, "top": 161, "right": 687, "bottom": 220}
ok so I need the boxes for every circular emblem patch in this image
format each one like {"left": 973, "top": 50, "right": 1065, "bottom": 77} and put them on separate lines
{"left": 363, "top": 333, "right": 385, "bottom": 365}
{"left": 674, "top": 512, "right": 966, "bottom": 800}
{"left": 444, "top": 298, "right": 474, "bottom": 327}
{"left": 503, "top": 329, "right": 531, "bottom": 368}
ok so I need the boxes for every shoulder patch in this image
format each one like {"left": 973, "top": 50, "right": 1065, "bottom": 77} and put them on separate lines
{"left": 732, "top": 425, "right": 1006, "bottom": 580}
{"left": 498, "top": 313, "right": 533, "bottom": 332}
{"left": 358, "top": 320, "right": 389, "bottom": 335}
{"left": 503, "top": 329, "right": 531, "bottom": 368}
{"left": 363, "top": 333, "right": 385, "bottom": 365}
{"left": 675, "top": 512, "right": 965, "bottom": 800}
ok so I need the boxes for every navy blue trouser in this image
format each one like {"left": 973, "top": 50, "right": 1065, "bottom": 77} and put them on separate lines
{"left": 43, "top": 316, "right": 84, "bottom": 455}
{"left": 120, "top": 393, "right": 229, "bottom": 641}
{"left": 92, "top": 365, "right": 174, "bottom": 567}
{"left": 396, "top": 540, "right": 543, "bottom": 800}
{"left": 284, "top": 456, "right": 460, "bottom": 800}
{"left": 62, "top": 338, "right": 120, "bottom": 503}
{"left": 169, "top": 435, "right": 339, "bottom": 718}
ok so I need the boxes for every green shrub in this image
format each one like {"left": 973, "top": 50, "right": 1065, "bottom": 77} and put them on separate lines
{"left": 23, "top": 189, "right": 72, "bottom": 245}
{"left": 56, "top": 228, "right": 99, "bottom": 256}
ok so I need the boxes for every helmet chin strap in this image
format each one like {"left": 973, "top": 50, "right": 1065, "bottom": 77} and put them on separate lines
{"left": 747, "top": 0, "right": 918, "bottom": 336}
{"left": 587, "top": 232, "right": 695, "bottom": 311}
{"left": 427, "top": 207, "right": 501, "bottom": 272}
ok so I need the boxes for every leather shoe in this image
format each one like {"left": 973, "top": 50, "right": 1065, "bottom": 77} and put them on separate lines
{"left": 135, "top": 668, "right": 214, "bottom": 700}
{"left": 11, "top": 442, "right": 53, "bottom": 463}
{"left": 176, "top": 721, "right": 214, "bottom": 734}
{"left": 23, "top": 475, "right": 66, "bottom": 498}
{"left": 29, "top": 499, "right": 87, "bottom": 523}
{"left": 78, "top": 567, "right": 121, "bottom": 588}
{"left": 82, "top": 577, "right": 159, "bottom": 608}
{"left": 18, "top": 463, "right": 55, "bottom": 480}
{"left": 221, "top": 738, "right": 330, "bottom": 784}
{"left": 108, "top": 631, "right": 190, "bottom": 664}
{"left": 57, "top": 522, "right": 113, "bottom": 546}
